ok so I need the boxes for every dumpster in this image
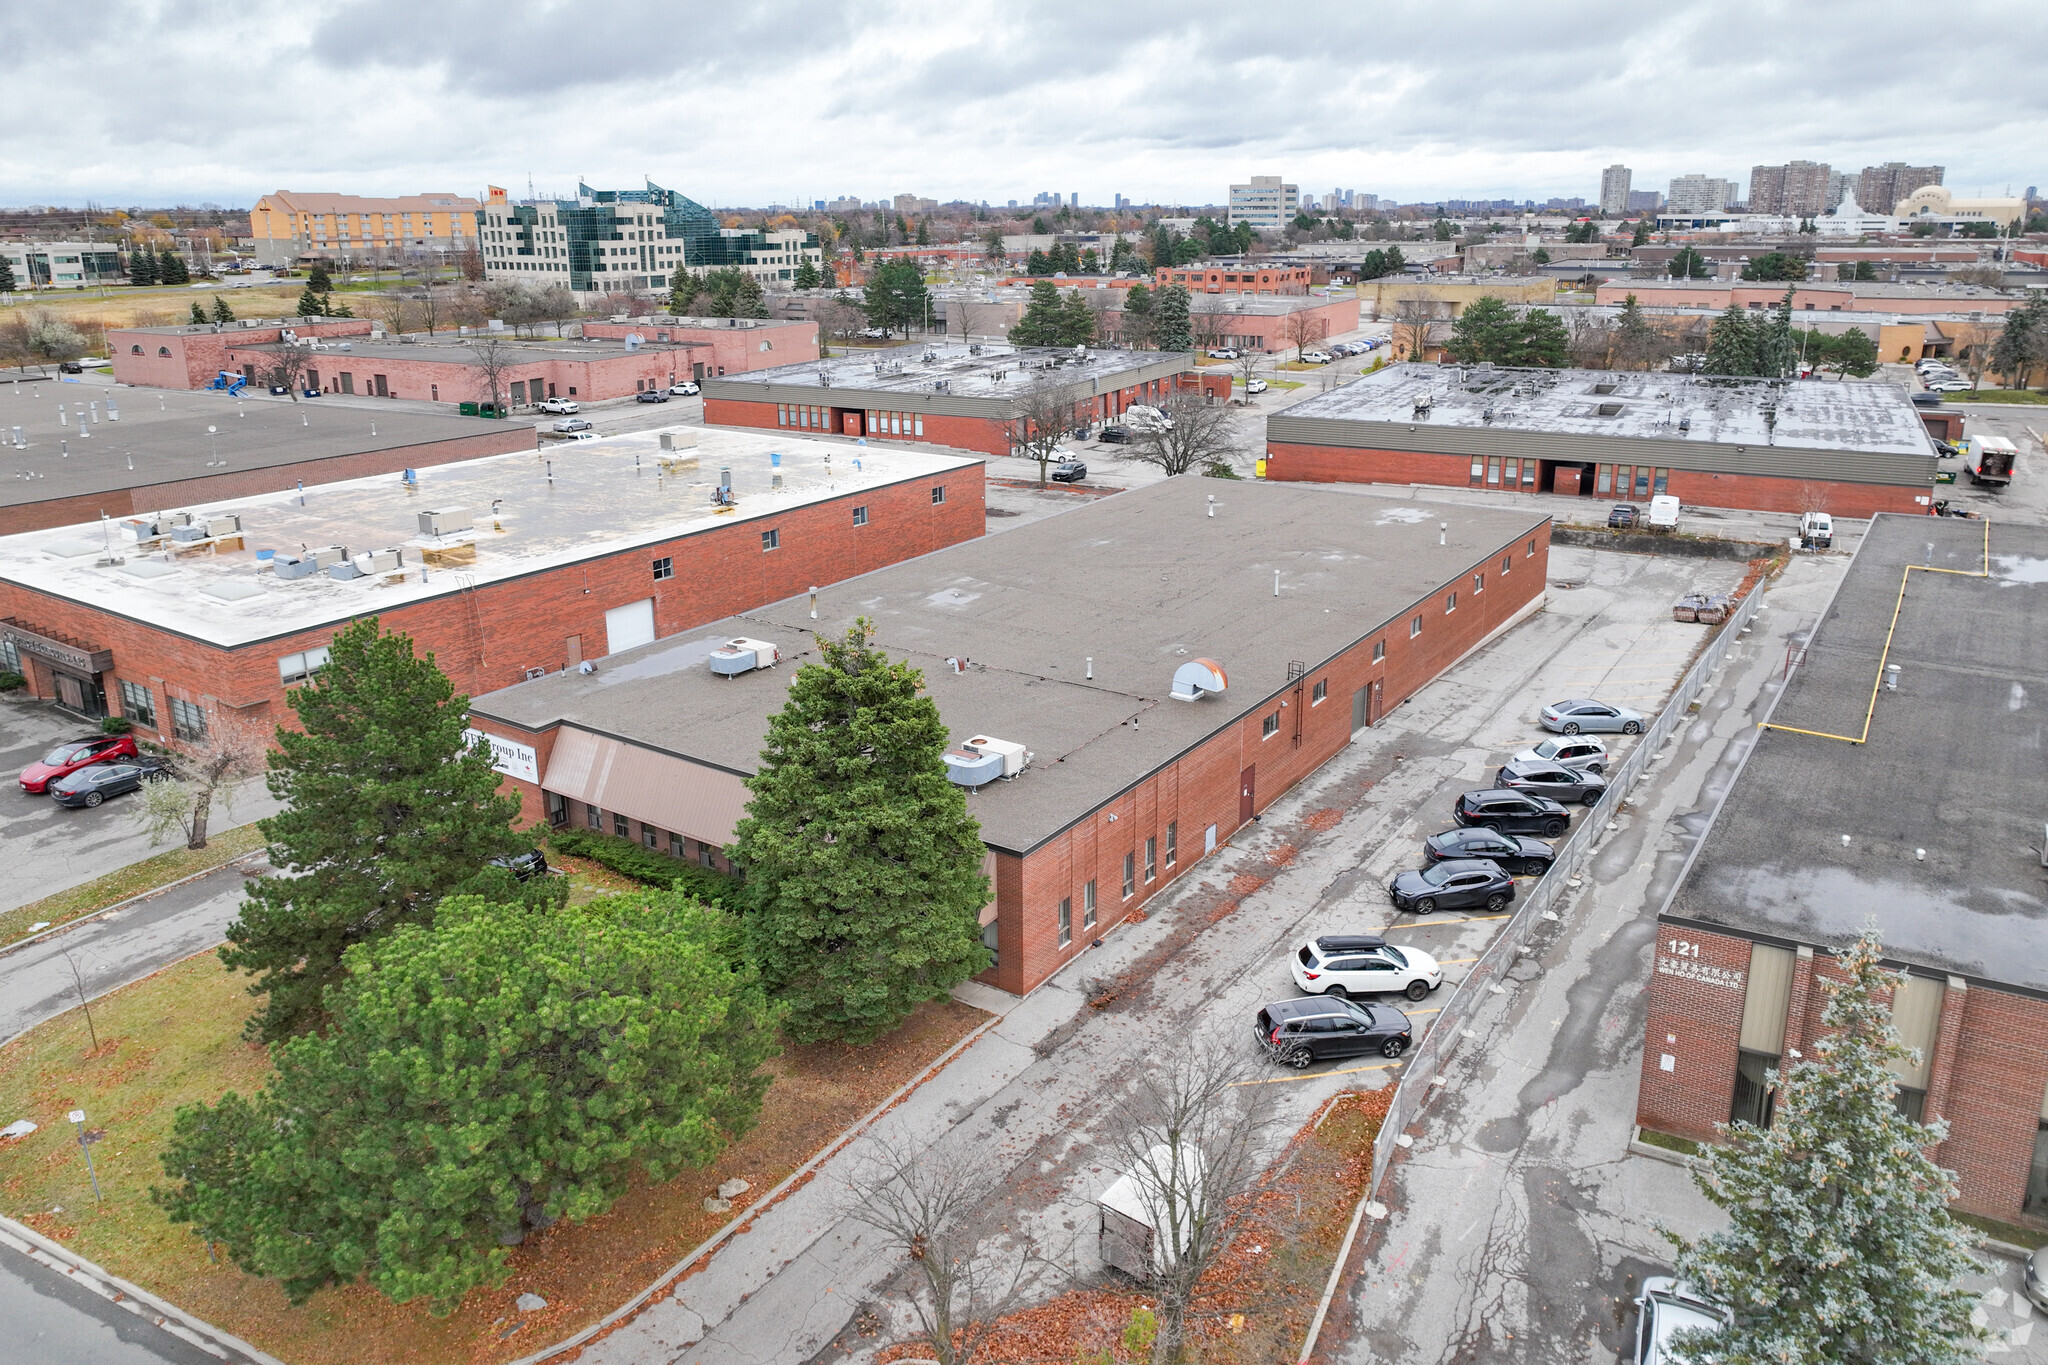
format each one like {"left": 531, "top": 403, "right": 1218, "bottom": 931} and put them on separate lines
{"left": 458, "top": 401, "right": 479, "bottom": 416}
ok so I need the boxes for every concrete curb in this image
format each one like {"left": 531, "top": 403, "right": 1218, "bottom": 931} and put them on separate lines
{"left": 504, "top": 1008, "right": 1006, "bottom": 1365}
{"left": 0, "top": 850, "right": 266, "bottom": 960}
{"left": 0, "top": 1214, "right": 287, "bottom": 1365}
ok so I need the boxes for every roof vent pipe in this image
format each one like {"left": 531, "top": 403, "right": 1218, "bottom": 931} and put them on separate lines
{"left": 809, "top": 585, "right": 818, "bottom": 619}
{"left": 1273, "top": 570, "right": 1280, "bottom": 597}
{"left": 1086, "top": 656, "right": 1093, "bottom": 680}
{"left": 1439, "top": 522, "right": 1448, "bottom": 546}
{"left": 1207, "top": 495, "right": 1215, "bottom": 518}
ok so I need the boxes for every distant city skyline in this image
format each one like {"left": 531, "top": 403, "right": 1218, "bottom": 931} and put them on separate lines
{"left": 0, "top": 1, "right": 2038, "bottom": 210}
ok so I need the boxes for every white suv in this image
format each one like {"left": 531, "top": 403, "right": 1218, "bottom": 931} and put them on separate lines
{"left": 537, "top": 398, "right": 579, "bottom": 414}
{"left": 1633, "top": 1278, "right": 1729, "bottom": 1364}
{"left": 1511, "top": 735, "right": 1608, "bottom": 773}
{"left": 1290, "top": 934, "right": 1442, "bottom": 1003}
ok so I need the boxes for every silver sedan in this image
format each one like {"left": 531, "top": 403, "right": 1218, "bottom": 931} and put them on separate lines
{"left": 1538, "top": 699, "right": 1646, "bottom": 735}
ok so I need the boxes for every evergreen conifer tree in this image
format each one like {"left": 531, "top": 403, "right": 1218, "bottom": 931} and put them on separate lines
{"left": 0, "top": 255, "right": 16, "bottom": 292}
{"left": 733, "top": 272, "right": 769, "bottom": 319}
{"left": 308, "top": 263, "right": 333, "bottom": 293}
{"left": 129, "top": 248, "right": 158, "bottom": 287}
{"left": 211, "top": 296, "right": 235, "bottom": 323}
{"left": 220, "top": 617, "right": 563, "bottom": 1041}
{"left": 1008, "top": 279, "right": 1065, "bottom": 346}
{"left": 295, "top": 285, "right": 323, "bottom": 317}
{"left": 1704, "top": 304, "right": 1759, "bottom": 376}
{"left": 1666, "top": 926, "right": 1985, "bottom": 1365}
{"left": 669, "top": 266, "right": 702, "bottom": 315}
{"left": 158, "top": 247, "right": 189, "bottom": 284}
{"left": 190, "top": 302, "right": 208, "bottom": 325}
{"left": 1057, "top": 289, "right": 1096, "bottom": 346}
{"left": 1121, "top": 282, "right": 1154, "bottom": 347}
{"left": 1755, "top": 288, "right": 1797, "bottom": 379}
{"left": 323, "top": 293, "right": 353, "bottom": 319}
{"left": 733, "top": 620, "right": 991, "bottom": 1044}
{"left": 791, "top": 258, "right": 821, "bottom": 290}
{"left": 1151, "top": 284, "right": 1193, "bottom": 352}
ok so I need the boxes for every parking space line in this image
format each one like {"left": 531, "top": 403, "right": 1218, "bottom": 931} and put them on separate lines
{"left": 1234, "top": 1060, "right": 1403, "bottom": 1087}
{"left": 1380, "top": 914, "right": 1511, "bottom": 930}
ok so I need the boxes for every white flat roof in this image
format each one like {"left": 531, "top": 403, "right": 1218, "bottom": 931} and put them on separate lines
{"left": 0, "top": 427, "right": 979, "bottom": 649}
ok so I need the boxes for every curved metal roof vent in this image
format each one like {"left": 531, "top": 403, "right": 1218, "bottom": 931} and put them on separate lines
{"left": 1170, "top": 658, "right": 1228, "bottom": 702}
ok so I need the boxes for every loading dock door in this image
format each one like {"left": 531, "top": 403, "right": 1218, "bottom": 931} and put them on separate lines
{"left": 604, "top": 598, "right": 655, "bottom": 656}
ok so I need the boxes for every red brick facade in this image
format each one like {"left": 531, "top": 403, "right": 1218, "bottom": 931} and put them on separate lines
{"left": 110, "top": 318, "right": 375, "bottom": 390}
{"left": 577, "top": 319, "right": 818, "bottom": 377}
{"left": 1639, "top": 925, "right": 2048, "bottom": 1223}
{"left": 1, "top": 467, "right": 984, "bottom": 746}
{"left": 1263, "top": 441, "right": 1932, "bottom": 518}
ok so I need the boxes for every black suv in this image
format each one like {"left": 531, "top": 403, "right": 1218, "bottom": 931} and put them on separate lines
{"left": 1608, "top": 504, "right": 1639, "bottom": 529}
{"left": 1052, "top": 458, "right": 1087, "bottom": 483}
{"left": 1388, "top": 859, "right": 1515, "bottom": 914}
{"left": 1424, "top": 826, "right": 1555, "bottom": 876}
{"left": 488, "top": 849, "right": 550, "bottom": 881}
{"left": 1254, "top": 997, "right": 1411, "bottom": 1070}
{"left": 1454, "top": 789, "right": 1570, "bottom": 837}
{"left": 1098, "top": 425, "right": 1129, "bottom": 444}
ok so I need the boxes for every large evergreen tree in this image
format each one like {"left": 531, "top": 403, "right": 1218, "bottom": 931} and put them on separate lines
{"left": 210, "top": 295, "right": 235, "bottom": 323}
{"left": 1989, "top": 291, "right": 2048, "bottom": 391}
{"left": 294, "top": 284, "right": 323, "bottom": 318}
{"left": 1668, "top": 246, "right": 1710, "bottom": 279}
{"left": 1666, "top": 927, "right": 1985, "bottom": 1365}
{"left": 1057, "top": 289, "right": 1096, "bottom": 346}
{"left": 862, "top": 259, "right": 930, "bottom": 337}
{"left": 221, "top": 617, "right": 561, "bottom": 1041}
{"left": 0, "top": 254, "right": 17, "bottom": 292}
{"left": 1008, "top": 279, "right": 1065, "bottom": 346}
{"left": 189, "top": 302, "right": 208, "bottom": 325}
{"left": 158, "top": 247, "right": 190, "bottom": 284}
{"left": 791, "top": 258, "right": 822, "bottom": 289}
{"left": 734, "top": 620, "right": 991, "bottom": 1044}
{"left": 1704, "top": 303, "right": 1759, "bottom": 377}
{"left": 307, "top": 263, "right": 333, "bottom": 293}
{"left": 1755, "top": 288, "right": 1797, "bottom": 380}
{"left": 1444, "top": 295, "right": 1516, "bottom": 363}
{"left": 1151, "top": 283, "right": 1193, "bottom": 352}
{"left": 1121, "top": 282, "right": 1154, "bottom": 347}
{"left": 162, "top": 892, "right": 780, "bottom": 1311}
{"left": 669, "top": 265, "right": 702, "bottom": 315}
{"left": 1500, "top": 308, "right": 1569, "bottom": 367}
{"left": 129, "top": 247, "right": 158, "bottom": 287}
{"left": 732, "top": 272, "right": 769, "bottom": 319}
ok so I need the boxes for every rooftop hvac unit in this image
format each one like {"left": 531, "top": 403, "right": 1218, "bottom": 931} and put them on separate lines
{"left": 944, "top": 735, "right": 1030, "bottom": 788}
{"left": 708, "top": 638, "right": 782, "bottom": 677}
{"left": 1170, "top": 658, "right": 1228, "bottom": 702}
{"left": 170, "top": 523, "right": 210, "bottom": 543}
{"left": 417, "top": 506, "right": 473, "bottom": 537}
{"left": 205, "top": 514, "right": 242, "bottom": 538}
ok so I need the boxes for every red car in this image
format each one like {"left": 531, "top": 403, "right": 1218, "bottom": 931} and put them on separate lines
{"left": 18, "top": 733, "right": 139, "bottom": 793}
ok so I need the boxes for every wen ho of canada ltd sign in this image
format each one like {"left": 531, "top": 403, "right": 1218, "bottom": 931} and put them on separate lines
{"left": 2, "top": 621, "right": 114, "bottom": 675}
{"left": 465, "top": 728, "right": 539, "bottom": 784}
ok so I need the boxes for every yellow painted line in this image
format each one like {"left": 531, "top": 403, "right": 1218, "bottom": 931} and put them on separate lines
{"left": 1381, "top": 913, "right": 1511, "bottom": 929}
{"left": 1437, "top": 957, "right": 1479, "bottom": 965}
{"left": 1234, "top": 1060, "right": 1403, "bottom": 1087}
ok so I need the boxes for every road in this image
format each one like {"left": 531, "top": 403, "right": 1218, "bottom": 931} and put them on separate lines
{"left": 557, "top": 534, "right": 1739, "bottom": 1364}
{"left": 0, "top": 1238, "right": 228, "bottom": 1365}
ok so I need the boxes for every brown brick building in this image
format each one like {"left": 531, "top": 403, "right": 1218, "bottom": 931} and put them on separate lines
{"left": 0, "top": 428, "right": 981, "bottom": 736}
{"left": 1265, "top": 362, "right": 1941, "bottom": 517}
{"left": 467, "top": 479, "right": 1552, "bottom": 996}
{"left": 1637, "top": 514, "right": 2048, "bottom": 1224}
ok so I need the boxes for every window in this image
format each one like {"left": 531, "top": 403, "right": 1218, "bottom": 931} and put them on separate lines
{"left": 670, "top": 831, "right": 685, "bottom": 858}
{"left": 761, "top": 528, "right": 779, "bottom": 551}
{"left": 914, "top": 415, "right": 924, "bottom": 437}
{"left": 1635, "top": 467, "right": 1651, "bottom": 498}
{"left": 546, "top": 792, "right": 568, "bottom": 827}
{"left": 1486, "top": 457, "right": 1501, "bottom": 485}
{"left": 1473, "top": 572, "right": 1484, "bottom": 595}
{"left": 931, "top": 485, "right": 947, "bottom": 505}
{"left": 852, "top": 505, "right": 869, "bottom": 526}
{"left": 1501, "top": 554, "right": 1511, "bottom": 574}
{"left": 643, "top": 824, "right": 660, "bottom": 849}
{"left": 1311, "top": 679, "right": 1327, "bottom": 705}
{"left": 169, "top": 696, "right": 207, "bottom": 741}
{"left": 1205, "top": 824, "right": 1217, "bottom": 854}
{"left": 1409, "top": 615, "right": 1423, "bottom": 637}
{"left": 1058, "top": 897, "right": 1072, "bottom": 948}
{"left": 586, "top": 803, "right": 602, "bottom": 830}
{"left": 983, "top": 919, "right": 1000, "bottom": 968}
{"left": 1262, "top": 712, "right": 1280, "bottom": 739}
{"left": 1083, "top": 880, "right": 1097, "bottom": 928}
{"left": 1145, "top": 837, "right": 1157, "bottom": 882}
{"left": 1730, "top": 1049, "right": 1778, "bottom": 1128}
{"left": 701, "top": 843, "right": 716, "bottom": 869}
{"left": 130, "top": 344, "right": 141, "bottom": 354}
{"left": 1444, "top": 592, "right": 1457, "bottom": 613}
{"left": 1527, "top": 538, "right": 1537, "bottom": 557}
{"left": 777, "top": 404, "right": 788, "bottom": 426}
{"left": 1373, "top": 640, "right": 1386, "bottom": 663}
{"left": 1469, "top": 457, "right": 1485, "bottom": 484}
{"left": 1165, "top": 822, "right": 1177, "bottom": 866}
{"left": 1122, "top": 852, "right": 1136, "bottom": 898}
{"left": 119, "top": 680, "right": 156, "bottom": 730}
{"left": 652, "top": 556, "right": 673, "bottom": 580}
{"left": 1654, "top": 467, "right": 1670, "bottom": 495}
{"left": 613, "top": 812, "right": 630, "bottom": 837}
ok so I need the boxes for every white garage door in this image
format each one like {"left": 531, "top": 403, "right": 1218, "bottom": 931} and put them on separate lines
{"left": 604, "top": 598, "right": 656, "bottom": 656}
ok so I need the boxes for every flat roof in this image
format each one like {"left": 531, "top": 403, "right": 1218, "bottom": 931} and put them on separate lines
{"left": 702, "top": 342, "right": 1175, "bottom": 400}
{"left": 1667, "top": 514, "right": 2048, "bottom": 994}
{"left": 470, "top": 478, "right": 1550, "bottom": 854}
{"left": 1277, "top": 362, "right": 1931, "bottom": 457}
{"left": 0, "top": 428, "right": 979, "bottom": 649}
{"left": 228, "top": 336, "right": 698, "bottom": 365}
{"left": 0, "top": 388, "right": 519, "bottom": 508}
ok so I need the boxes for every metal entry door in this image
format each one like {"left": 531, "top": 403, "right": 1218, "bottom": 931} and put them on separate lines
{"left": 1239, "top": 765, "right": 1255, "bottom": 824}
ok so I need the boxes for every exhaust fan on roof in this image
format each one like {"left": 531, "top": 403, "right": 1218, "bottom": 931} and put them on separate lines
{"left": 1170, "top": 658, "right": 1228, "bottom": 702}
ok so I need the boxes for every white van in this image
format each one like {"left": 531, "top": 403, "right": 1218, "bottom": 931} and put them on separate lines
{"left": 1799, "top": 511, "right": 1833, "bottom": 548}
{"left": 1647, "top": 495, "right": 1680, "bottom": 530}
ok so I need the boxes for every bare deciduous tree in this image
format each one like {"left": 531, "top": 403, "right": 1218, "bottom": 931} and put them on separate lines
{"left": 261, "top": 343, "right": 312, "bottom": 400}
{"left": 950, "top": 294, "right": 986, "bottom": 345}
{"left": 414, "top": 286, "right": 442, "bottom": 337}
{"left": 1388, "top": 295, "right": 1443, "bottom": 361}
{"left": 465, "top": 332, "right": 516, "bottom": 410}
{"left": 135, "top": 717, "right": 263, "bottom": 850}
{"left": 1131, "top": 388, "right": 1242, "bottom": 476}
{"left": 1009, "top": 379, "right": 1079, "bottom": 487}
{"left": 374, "top": 290, "right": 417, "bottom": 337}
{"left": 1105, "top": 1029, "right": 1270, "bottom": 1365}
{"left": 1567, "top": 311, "right": 1615, "bottom": 369}
{"left": 1232, "top": 349, "right": 1263, "bottom": 402}
{"left": 817, "top": 294, "right": 867, "bottom": 344}
{"left": 844, "top": 1138, "right": 1053, "bottom": 1365}
{"left": 1282, "top": 310, "right": 1330, "bottom": 362}
{"left": 1190, "top": 299, "right": 1230, "bottom": 353}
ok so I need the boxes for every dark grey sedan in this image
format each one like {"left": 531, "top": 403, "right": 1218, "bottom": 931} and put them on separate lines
{"left": 1496, "top": 759, "right": 1609, "bottom": 807}
{"left": 1424, "top": 826, "right": 1555, "bottom": 876}
{"left": 48, "top": 756, "right": 173, "bottom": 808}
{"left": 1388, "top": 858, "right": 1515, "bottom": 914}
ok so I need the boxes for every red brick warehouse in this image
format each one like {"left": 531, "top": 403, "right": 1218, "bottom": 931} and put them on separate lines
{"left": 467, "top": 478, "right": 1552, "bottom": 996}
{"left": 1264, "top": 362, "right": 1941, "bottom": 517}
{"left": 701, "top": 342, "right": 1234, "bottom": 461}
{"left": 1636, "top": 515, "right": 2048, "bottom": 1225}
{"left": 0, "top": 427, "right": 982, "bottom": 737}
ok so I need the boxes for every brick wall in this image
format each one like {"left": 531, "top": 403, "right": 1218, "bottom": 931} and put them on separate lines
{"left": 1636, "top": 928, "right": 1754, "bottom": 1138}
{"left": 579, "top": 321, "right": 818, "bottom": 376}
{"left": 210, "top": 346, "right": 685, "bottom": 406}
{"left": 109, "top": 319, "right": 375, "bottom": 389}
{"left": 1, "top": 467, "right": 984, "bottom": 747}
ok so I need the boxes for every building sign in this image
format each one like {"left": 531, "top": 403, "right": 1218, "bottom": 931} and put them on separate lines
{"left": 1655, "top": 954, "right": 1745, "bottom": 992}
{"left": 1, "top": 621, "right": 113, "bottom": 675}
{"left": 465, "top": 728, "right": 539, "bottom": 784}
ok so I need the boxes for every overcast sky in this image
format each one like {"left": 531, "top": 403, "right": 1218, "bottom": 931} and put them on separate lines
{"left": 4, "top": 0, "right": 2042, "bottom": 211}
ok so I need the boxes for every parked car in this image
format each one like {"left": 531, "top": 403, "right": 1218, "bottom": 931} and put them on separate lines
{"left": 1051, "top": 458, "right": 1087, "bottom": 483}
{"left": 19, "top": 734, "right": 140, "bottom": 794}
{"left": 1454, "top": 789, "right": 1571, "bottom": 838}
{"left": 1934, "top": 439, "right": 1960, "bottom": 459}
{"left": 1301, "top": 350, "right": 1335, "bottom": 364}
{"left": 1910, "top": 391, "right": 1944, "bottom": 408}
{"left": 635, "top": 389, "right": 670, "bottom": 403}
{"left": 1097, "top": 425, "right": 1130, "bottom": 444}
{"left": 1608, "top": 503, "right": 1639, "bottom": 529}
{"left": 1539, "top": 699, "right": 1646, "bottom": 735}
{"left": 1799, "top": 510, "right": 1834, "bottom": 548}
{"left": 1424, "top": 826, "right": 1556, "bottom": 876}
{"left": 668, "top": 381, "right": 701, "bottom": 395}
{"left": 1388, "top": 859, "right": 1517, "bottom": 914}
{"left": 1926, "top": 379, "right": 1971, "bottom": 393}
{"left": 48, "top": 756, "right": 173, "bottom": 808}
{"left": 1206, "top": 347, "right": 1239, "bottom": 359}
{"left": 1512, "top": 735, "right": 1608, "bottom": 773}
{"left": 859, "top": 327, "right": 890, "bottom": 339}
{"left": 1245, "top": 378, "right": 1268, "bottom": 395}
{"left": 1633, "top": 1278, "right": 1730, "bottom": 1365}
{"left": 537, "top": 398, "right": 580, "bottom": 414}
{"left": 2025, "top": 1244, "right": 2048, "bottom": 1311}
{"left": 59, "top": 360, "right": 84, "bottom": 374}
{"left": 488, "top": 848, "right": 550, "bottom": 881}
{"left": 1125, "top": 404, "right": 1172, "bottom": 432}
{"left": 551, "top": 417, "right": 593, "bottom": 432}
{"left": 1496, "top": 759, "right": 1609, "bottom": 807}
{"left": 1253, "top": 996, "right": 1412, "bottom": 1069}
{"left": 1290, "top": 934, "right": 1442, "bottom": 1002}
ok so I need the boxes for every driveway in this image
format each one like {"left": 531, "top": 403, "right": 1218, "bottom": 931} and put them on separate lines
{"left": 0, "top": 699, "right": 280, "bottom": 915}
{"left": 563, "top": 535, "right": 1747, "bottom": 1365}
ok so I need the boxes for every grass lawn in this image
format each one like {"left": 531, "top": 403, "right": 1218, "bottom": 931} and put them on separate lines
{"left": 1257, "top": 377, "right": 1307, "bottom": 391}
{"left": 0, "top": 946, "right": 990, "bottom": 1365}
{"left": 0, "top": 824, "right": 265, "bottom": 950}
{"left": 0, "top": 285, "right": 312, "bottom": 338}
{"left": 1944, "top": 389, "right": 2048, "bottom": 404}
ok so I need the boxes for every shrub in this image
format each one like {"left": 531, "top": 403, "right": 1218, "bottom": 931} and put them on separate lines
{"left": 100, "top": 715, "right": 133, "bottom": 734}
{"left": 548, "top": 826, "right": 743, "bottom": 909}
{"left": 0, "top": 671, "right": 23, "bottom": 691}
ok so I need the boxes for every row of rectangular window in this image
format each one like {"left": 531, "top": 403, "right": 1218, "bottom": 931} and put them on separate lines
{"left": 1059, "top": 822, "right": 1180, "bottom": 949}
{"left": 1471, "top": 455, "right": 1539, "bottom": 488}
{"left": 1596, "top": 464, "right": 1671, "bottom": 498}
{"left": 549, "top": 794, "right": 723, "bottom": 870}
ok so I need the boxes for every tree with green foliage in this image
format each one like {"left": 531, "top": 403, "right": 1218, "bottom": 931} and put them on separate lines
{"left": 1910, "top": 220, "right": 1937, "bottom": 238}
{"left": 158, "top": 247, "right": 190, "bottom": 285}
{"left": 1009, "top": 279, "right": 1066, "bottom": 346}
{"left": 792, "top": 258, "right": 822, "bottom": 290}
{"left": 1432, "top": 218, "right": 1454, "bottom": 241}
{"left": 1704, "top": 303, "right": 1759, "bottom": 377}
{"left": 1828, "top": 325, "right": 1879, "bottom": 378}
{"left": 982, "top": 228, "right": 1006, "bottom": 265}
{"left": 1611, "top": 294, "right": 1666, "bottom": 370}
{"left": 322, "top": 293, "right": 353, "bottom": 319}
{"left": 1151, "top": 283, "right": 1192, "bottom": 352}
{"left": 1990, "top": 291, "right": 2048, "bottom": 390}
{"left": 1665, "top": 925, "right": 1985, "bottom": 1365}
{"left": 1958, "top": 220, "right": 1998, "bottom": 239}
{"left": 698, "top": 266, "right": 746, "bottom": 317}
{"left": 1530, "top": 247, "right": 1550, "bottom": 265}
{"left": 914, "top": 217, "right": 930, "bottom": 246}
{"left": 1740, "top": 251, "right": 1808, "bottom": 282}
{"left": 1499, "top": 309, "right": 1569, "bottom": 367}
{"left": 1631, "top": 217, "right": 1653, "bottom": 246}
{"left": 189, "top": 302, "right": 208, "bottom": 325}
{"left": 294, "top": 285, "right": 324, "bottom": 318}
{"left": 162, "top": 892, "right": 780, "bottom": 1312}
{"left": 1755, "top": 288, "right": 1797, "bottom": 379}
{"left": 1109, "top": 235, "right": 1136, "bottom": 272}
{"left": 1057, "top": 289, "right": 1096, "bottom": 346}
{"left": 211, "top": 295, "right": 234, "bottom": 323}
{"left": 1026, "top": 249, "right": 1051, "bottom": 276}
{"left": 129, "top": 247, "right": 158, "bottom": 287}
{"left": 1080, "top": 248, "right": 1099, "bottom": 274}
{"left": 863, "top": 258, "right": 930, "bottom": 337}
{"left": 732, "top": 272, "right": 769, "bottom": 320}
{"left": 221, "top": 618, "right": 563, "bottom": 1042}
{"left": 0, "top": 254, "right": 14, "bottom": 292}
{"left": 1121, "top": 282, "right": 1153, "bottom": 347}
{"left": 1444, "top": 295, "right": 1517, "bottom": 363}
{"left": 734, "top": 620, "right": 991, "bottom": 1044}
{"left": 307, "top": 262, "right": 333, "bottom": 293}
{"left": 669, "top": 265, "right": 702, "bottom": 315}
{"left": 1668, "top": 246, "right": 1710, "bottom": 279}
